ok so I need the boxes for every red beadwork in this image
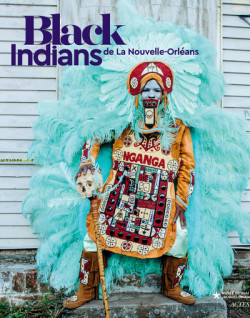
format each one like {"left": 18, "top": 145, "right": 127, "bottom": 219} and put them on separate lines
{"left": 127, "top": 61, "right": 174, "bottom": 95}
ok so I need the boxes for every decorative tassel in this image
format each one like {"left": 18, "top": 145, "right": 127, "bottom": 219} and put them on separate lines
{"left": 161, "top": 91, "right": 168, "bottom": 111}
{"left": 134, "top": 94, "right": 139, "bottom": 108}
{"left": 164, "top": 91, "right": 168, "bottom": 110}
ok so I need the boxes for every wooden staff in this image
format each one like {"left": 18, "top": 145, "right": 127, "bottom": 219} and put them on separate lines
{"left": 90, "top": 197, "right": 110, "bottom": 318}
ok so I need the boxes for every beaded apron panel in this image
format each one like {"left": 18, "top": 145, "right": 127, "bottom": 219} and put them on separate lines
{"left": 98, "top": 131, "right": 180, "bottom": 257}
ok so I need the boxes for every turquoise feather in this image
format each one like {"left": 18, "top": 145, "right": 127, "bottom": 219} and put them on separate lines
{"left": 22, "top": 0, "right": 250, "bottom": 297}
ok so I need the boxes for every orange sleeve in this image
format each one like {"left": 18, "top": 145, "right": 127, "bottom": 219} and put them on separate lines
{"left": 176, "top": 126, "right": 195, "bottom": 211}
{"left": 79, "top": 140, "right": 100, "bottom": 168}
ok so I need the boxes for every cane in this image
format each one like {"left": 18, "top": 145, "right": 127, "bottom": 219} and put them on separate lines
{"left": 90, "top": 196, "right": 110, "bottom": 318}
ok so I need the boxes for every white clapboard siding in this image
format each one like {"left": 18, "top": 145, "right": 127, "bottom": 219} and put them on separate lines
{"left": 223, "top": 38, "right": 250, "bottom": 50}
{"left": 0, "top": 54, "right": 54, "bottom": 66}
{"left": 0, "top": 43, "right": 53, "bottom": 53}
{"left": 223, "top": 50, "right": 250, "bottom": 62}
{"left": 1, "top": 239, "right": 39, "bottom": 249}
{"left": 0, "top": 189, "right": 30, "bottom": 202}
{"left": 0, "top": 4, "right": 57, "bottom": 16}
{"left": 242, "top": 202, "right": 249, "bottom": 211}
{"left": 242, "top": 190, "right": 250, "bottom": 202}
{"left": 0, "top": 140, "right": 34, "bottom": 152}
{"left": 223, "top": 2, "right": 250, "bottom": 15}
{"left": 223, "top": 26, "right": 250, "bottom": 39}
{"left": 1, "top": 213, "right": 30, "bottom": 226}
{"left": 224, "top": 85, "right": 250, "bottom": 97}
{"left": 0, "top": 66, "right": 56, "bottom": 78}
{"left": 0, "top": 176, "right": 30, "bottom": 189}
{"left": 222, "top": 1, "right": 250, "bottom": 248}
{"left": 0, "top": 116, "right": 38, "bottom": 127}
{"left": 0, "top": 90, "right": 56, "bottom": 102}
{"left": 0, "top": 202, "right": 25, "bottom": 214}
{"left": 224, "top": 73, "right": 250, "bottom": 84}
{"left": 0, "top": 29, "right": 54, "bottom": 42}
{"left": 0, "top": 153, "right": 34, "bottom": 159}
{"left": 1, "top": 0, "right": 57, "bottom": 6}
{"left": 0, "top": 16, "right": 53, "bottom": 29}
{"left": 0, "top": 164, "right": 39, "bottom": 177}
{"left": 223, "top": 96, "right": 250, "bottom": 107}
{"left": 0, "top": 226, "right": 37, "bottom": 238}
{"left": 0, "top": 103, "right": 38, "bottom": 115}
{"left": 0, "top": 0, "right": 58, "bottom": 249}
{"left": 0, "top": 128, "right": 34, "bottom": 139}
{"left": 0, "top": 78, "right": 57, "bottom": 90}
{"left": 224, "top": 107, "right": 250, "bottom": 124}
{"left": 223, "top": 14, "right": 250, "bottom": 27}
{"left": 223, "top": 61, "right": 250, "bottom": 73}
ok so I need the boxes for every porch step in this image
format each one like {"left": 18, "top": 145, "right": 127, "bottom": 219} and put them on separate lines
{"left": 62, "top": 294, "right": 227, "bottom": 318}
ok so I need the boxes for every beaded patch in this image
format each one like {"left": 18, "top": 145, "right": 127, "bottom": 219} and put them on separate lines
{"left": 79, "top": 258, "right": 90, "bottom": 285}
{"left": 174, "top": 264, "right": 185, "bottom": 287}
{"left": 180, "top": 291, "right": 192, "bottom": 297}
{"left": 68, "top": 295, "right": 78, "bottom": 302}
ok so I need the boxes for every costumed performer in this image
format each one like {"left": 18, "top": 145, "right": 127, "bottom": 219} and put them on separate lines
{"left": 63, "top": 61, "right": 197, "bottom": 309}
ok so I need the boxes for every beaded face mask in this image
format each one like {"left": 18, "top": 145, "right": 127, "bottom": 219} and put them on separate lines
{"left": 141, "top": 80, "right": 161, "bottom": 131}
{"left": 127, "top": 61, "right": 174, "bottom": 132}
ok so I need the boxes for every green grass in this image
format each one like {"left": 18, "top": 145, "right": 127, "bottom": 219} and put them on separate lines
{"left": 0, "top": 293, "right": 65, "bottom": 318}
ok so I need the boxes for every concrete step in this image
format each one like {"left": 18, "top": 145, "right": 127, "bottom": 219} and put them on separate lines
{"left": 62, "top": 294, "right": 227, "bottom": 318}
{"left": 112, "top": 274, "right": 161, "bottom": 294}
{"left": 223, "top": 249, "right": 249, "bottom": 293}
{"left": 105, "top": 250, "right": 250, "bottom": 295}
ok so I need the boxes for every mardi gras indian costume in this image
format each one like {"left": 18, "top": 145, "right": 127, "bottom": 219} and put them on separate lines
{"left": 62, "top": 61, "right": 196, "bottom": 308}
{"left": 22, "top": 0, "right": 250, "bottom": 309}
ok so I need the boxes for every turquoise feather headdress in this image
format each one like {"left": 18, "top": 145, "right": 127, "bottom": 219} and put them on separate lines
{"left": 22, "top": 0, "right": 250, "bottom": 297}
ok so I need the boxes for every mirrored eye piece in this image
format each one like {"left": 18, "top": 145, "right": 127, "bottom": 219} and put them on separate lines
{"left": 152, "top": 101, "right": 156, "bottom": 106}
{"left": 148, "top": 101, "right": 151, "bottom": 106}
